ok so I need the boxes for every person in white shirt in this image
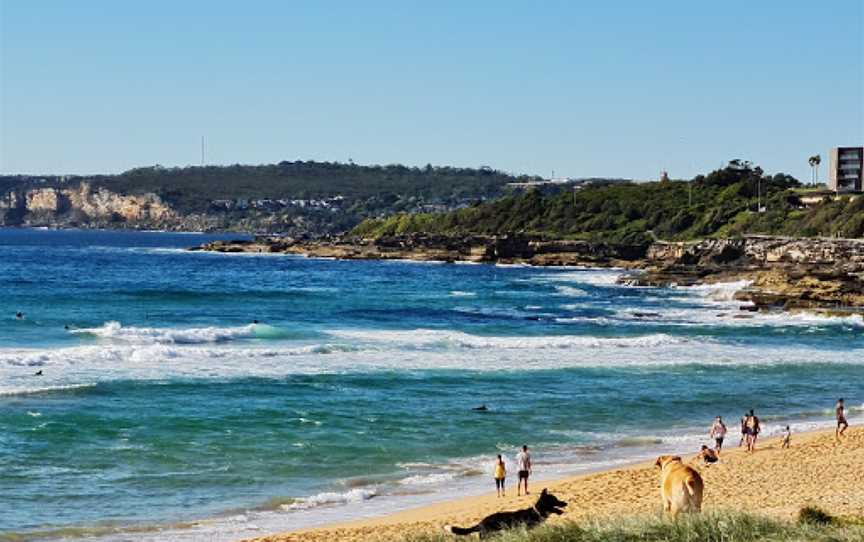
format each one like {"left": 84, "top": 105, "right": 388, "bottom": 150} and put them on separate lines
{"left": 709, "top": 416, "right": 728, "bottom": 454}
{"left": 516, "top": 444, "right": 532, "bottom": 496}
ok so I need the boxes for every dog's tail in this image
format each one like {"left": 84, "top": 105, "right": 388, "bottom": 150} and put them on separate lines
{"left": 685, "top": 477, "right": 697, "bottom": 498}
{"left": 443, "top": 524, "right": 481, "bottom": 536}
{"left": 685, "top": 477, "right": 702, "bottom": 512}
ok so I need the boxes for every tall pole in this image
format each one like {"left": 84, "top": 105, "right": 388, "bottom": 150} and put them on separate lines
{"left": 201, "top": 136, "right": 205, "bottom": 167}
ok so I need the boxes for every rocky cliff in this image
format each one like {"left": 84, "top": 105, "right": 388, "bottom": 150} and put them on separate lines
{"left": 629, "top": 236, "right": 864, "bottom": 312}
{"left": 0, "top": 182, "right": 180, "bottom": 229}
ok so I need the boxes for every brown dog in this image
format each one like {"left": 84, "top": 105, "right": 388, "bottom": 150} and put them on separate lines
{"left": 655, "top": 455, "right": 703, "bottom": 517}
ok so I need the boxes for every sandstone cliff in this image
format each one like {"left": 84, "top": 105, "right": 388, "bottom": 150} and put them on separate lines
{"left": 0, "top": 182, "right": 178, "bottom": 228}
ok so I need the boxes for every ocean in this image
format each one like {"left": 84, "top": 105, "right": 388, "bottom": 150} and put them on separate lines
{"left": 1, "top": 228, "right": 862, "bottom": 541}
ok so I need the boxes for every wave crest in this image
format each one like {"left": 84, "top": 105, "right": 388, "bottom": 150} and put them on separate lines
{"left": 284, "top": 488, "right": 376, "bottom": 511}
{"left": 329, "top": 328, "right": 687, "bottom": 350}
{"left": 71, "top": 321, "right": 288, "bottom": 345}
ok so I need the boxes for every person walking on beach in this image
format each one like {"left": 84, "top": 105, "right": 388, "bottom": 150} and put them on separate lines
{"left": 516, "top": 445, "right": 532, "bottom": 496}
{"left": 744, "top": 409, "right": 761, "bottom": 453}
{"left": 836, "top": 398, "right": 849, "bottom": 441}
{"left": 781, "top": 425, "right": 791, "bottom": 449}
{"left": 709, "top": 416, "right": 728, "bottom": 454}
{"left": 493, "top": 454, "right": 506, "bottom": 497}
{"left": 739, "top": 413, "right": 748, "bottom": 447}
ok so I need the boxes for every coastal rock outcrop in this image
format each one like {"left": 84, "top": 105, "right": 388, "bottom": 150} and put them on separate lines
{"left": 631, "top": 236, "right": 864, "bottom": 312}
{"left": 191, "top": 234, "right": 650, "bottom": 267}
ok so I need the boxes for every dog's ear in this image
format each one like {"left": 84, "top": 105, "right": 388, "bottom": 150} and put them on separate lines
{"left": 541, "top": 488, "right": 548, "bottom": 496}
{"left": 655, "top": 456, "right": 664, "bottom": 468}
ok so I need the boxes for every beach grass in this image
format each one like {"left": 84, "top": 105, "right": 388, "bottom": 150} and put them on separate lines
{"left": 404, "top": 510, "right": 864, "bottom": 542}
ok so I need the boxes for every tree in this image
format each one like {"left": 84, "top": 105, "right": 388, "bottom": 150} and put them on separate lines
{"left": 808, "top": 155, "right": 821, "bottom": 185}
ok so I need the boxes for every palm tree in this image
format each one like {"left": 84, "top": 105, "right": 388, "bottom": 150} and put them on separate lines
{"left": 808, "top": 155, "right": 821, "bottom": 185}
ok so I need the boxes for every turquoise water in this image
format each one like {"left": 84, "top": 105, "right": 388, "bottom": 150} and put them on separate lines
{"left": 1, "top": 229, "right": 862, "bottom": 541}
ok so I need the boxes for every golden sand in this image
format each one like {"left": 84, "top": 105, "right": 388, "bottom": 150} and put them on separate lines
{"left": 248, "top": 427, "right": 864, "bottom": 542}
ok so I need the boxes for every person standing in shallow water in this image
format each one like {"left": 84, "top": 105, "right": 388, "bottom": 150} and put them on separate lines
{"left": 516, "top": 445, "right": 532, "bottom": 496}
{"left": 836, "top": 398, "right": 849, "bottom": 441}
{"left": 493, "top": 454, "right": 506, "bottom": 497}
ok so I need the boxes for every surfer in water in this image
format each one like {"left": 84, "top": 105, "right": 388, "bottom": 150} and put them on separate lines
{"left": 16, "top": 311, "right": 24, "bottom": 320}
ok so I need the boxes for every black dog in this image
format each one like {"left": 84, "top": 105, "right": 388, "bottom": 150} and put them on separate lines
{"left": 444, "top": 489, "right": 567, "bottom": 538}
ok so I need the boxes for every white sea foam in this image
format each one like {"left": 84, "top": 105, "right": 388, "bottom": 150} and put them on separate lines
{"left": 449, "top": 290, "right": 477, "bottom": 297}
{"left": 4, "top": 325, "right": 861, "bottom": 397}
{"left": 398, "top": 472, "right": 459, "bottom": 486}
{"left": 533, "top": 269, "right": 623, "bottom": 286}
{"left": 0, "top": 383, "right": 97, "bottom": 397}
{"left": 682, "top": 280, "right": 753, "bottom": 302}
{"left": 328, "top": 328, "right": 688, "bottom": 350}
{"left": 615, "top": 305, "right": 864, "bottom": 328}
{"left": 285, "top": 488, "right": 377, "bottom": 510}
{"left": 554, "top": 285, "right": 589, "bottom": 297}
{"left": 71, "top": 321, "right": 261, "bottom": 344}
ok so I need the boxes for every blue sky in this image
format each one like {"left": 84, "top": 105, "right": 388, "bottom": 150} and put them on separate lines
{"left": 1, "top": 1, "right": 861, "bottom": 181}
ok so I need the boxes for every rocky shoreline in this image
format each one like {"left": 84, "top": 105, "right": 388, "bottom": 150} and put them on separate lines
{"left": 191, "top": 234, "right": 864, "bottom": 316}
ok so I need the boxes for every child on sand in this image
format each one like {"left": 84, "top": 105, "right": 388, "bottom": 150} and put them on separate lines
{"left": 782, "top": 425, "right": 791, "bottom": 449}
{"left": 493, "top": 454, "right": 506, "bottom": 497}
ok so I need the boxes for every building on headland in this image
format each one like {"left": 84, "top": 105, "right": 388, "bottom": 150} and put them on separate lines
{"left": 828, "top": 146, "right": 863, "bottom": 193}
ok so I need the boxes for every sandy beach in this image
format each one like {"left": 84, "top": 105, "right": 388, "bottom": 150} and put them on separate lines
{"left": 249, "top": 427, "right": 864, "bottom": 542}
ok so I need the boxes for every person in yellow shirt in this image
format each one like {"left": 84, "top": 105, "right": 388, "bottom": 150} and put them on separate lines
{"left": 494, "top": 454, "right": 506, "bottom": 497}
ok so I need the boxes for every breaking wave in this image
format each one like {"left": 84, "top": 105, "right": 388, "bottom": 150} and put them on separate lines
{"left": 70, "top": 321, "right": 295, "bottom": 344}
{"left": 284, "top": 488, "right": 377, "bottom": 511}
{"left": 328, "top": 328, "right": 688, "bottom": 350}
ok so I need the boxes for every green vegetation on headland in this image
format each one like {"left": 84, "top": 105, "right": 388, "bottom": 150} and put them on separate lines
{"left": 407, "top": 510, "right": 864, "bottom": 542}
{"left": 353, "top": 163, "right": 864, "bottom": 243}
{"left": 1, "top": 161, "right": 548, "bottom": 233}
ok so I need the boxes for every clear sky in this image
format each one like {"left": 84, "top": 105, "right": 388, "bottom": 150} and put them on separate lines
{"left": 1, "top": 1, "right": 862, "bottom": 181}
